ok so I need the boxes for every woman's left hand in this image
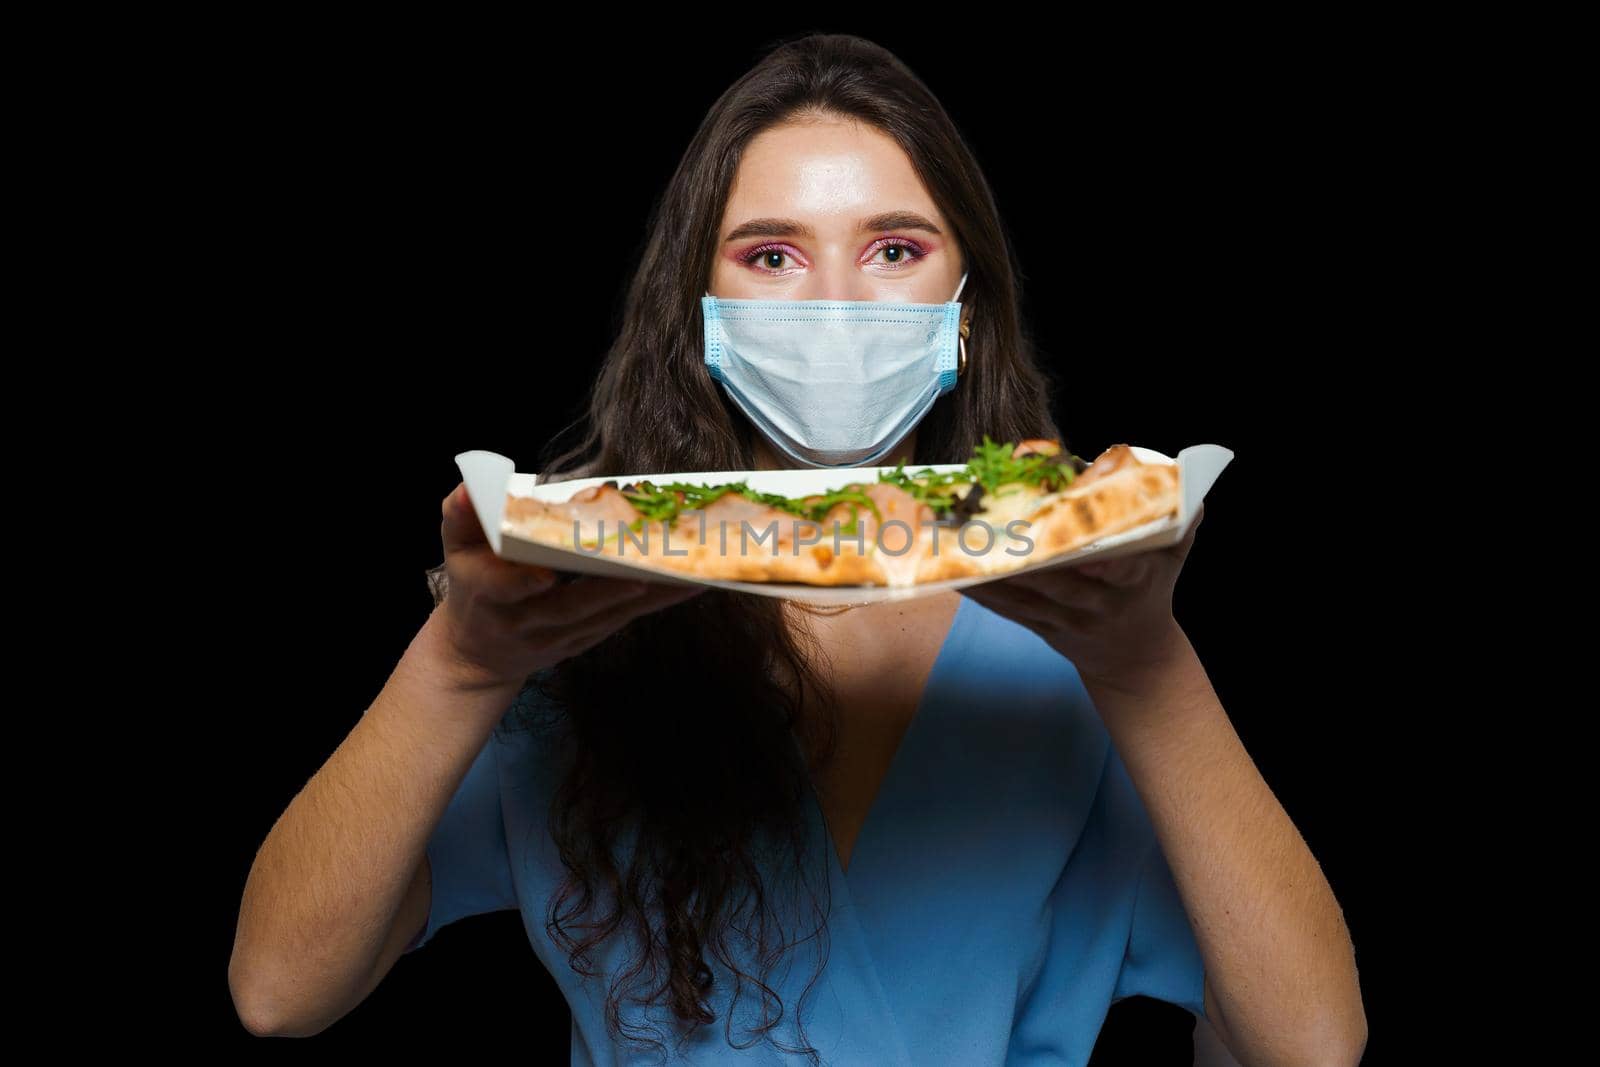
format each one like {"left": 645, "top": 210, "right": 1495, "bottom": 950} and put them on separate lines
{"left": 960, "top": 504, "right": 1206, "bottom": 692}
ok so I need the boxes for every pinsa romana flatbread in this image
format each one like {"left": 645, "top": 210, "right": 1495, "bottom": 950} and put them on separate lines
{"left": 501, "top": 437, "right": 1179, "bottom": 588}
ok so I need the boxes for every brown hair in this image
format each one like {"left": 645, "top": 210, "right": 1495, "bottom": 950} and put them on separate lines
{"left": 432, "top": 32, "right": 1065, "bottom": 1062}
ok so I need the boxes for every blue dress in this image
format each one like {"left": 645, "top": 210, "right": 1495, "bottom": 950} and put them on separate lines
{"left": 404, "top": 594, "right": 1208, "bottom": 1065}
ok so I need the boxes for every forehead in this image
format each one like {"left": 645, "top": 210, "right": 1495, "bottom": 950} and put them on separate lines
{"left": 723, "top": 118, "right": 943, "bottom": 229}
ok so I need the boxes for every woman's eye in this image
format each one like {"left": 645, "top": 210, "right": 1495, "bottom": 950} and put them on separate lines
{"left": 740, "top": 245, "right": 797, "bottom": 273}
{"left": 868, "top": 240, "right": 928, "bottom": 268}
{"left": 739, "top": 238, "right": 929, "bottom": 275}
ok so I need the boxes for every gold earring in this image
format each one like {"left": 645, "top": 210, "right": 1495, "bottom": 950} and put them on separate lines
{"left": 958, "top": 319, "right": 971, "bottom": 378}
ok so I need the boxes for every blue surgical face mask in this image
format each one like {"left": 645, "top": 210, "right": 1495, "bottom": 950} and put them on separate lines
{"left": 702, "top": 270, "right": 970, "bottom": 468}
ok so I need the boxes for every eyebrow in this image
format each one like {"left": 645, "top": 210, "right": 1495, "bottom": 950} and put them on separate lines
{"left": 721, "top": 210, "right": 944, "bottom": 243}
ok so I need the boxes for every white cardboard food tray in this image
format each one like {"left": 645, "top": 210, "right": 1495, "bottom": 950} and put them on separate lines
{"left": 455, "top": 444, "right": 1233, "bottom": 605}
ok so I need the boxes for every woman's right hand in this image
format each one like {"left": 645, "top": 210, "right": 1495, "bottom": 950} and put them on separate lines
{"left": 432, "top": 481, "right": 707, "bottom": 689}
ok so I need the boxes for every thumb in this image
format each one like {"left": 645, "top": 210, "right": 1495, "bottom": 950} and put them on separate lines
{"left": 1166, "top": 503, "right": 1204, "bottom": 563}
{"left": 441, "top": 482, "right": 487, "bottom": 553}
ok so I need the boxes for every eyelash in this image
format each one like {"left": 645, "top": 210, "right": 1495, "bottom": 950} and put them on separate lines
{"left": 738, "top": 238, "right": 929, "bottom": 274}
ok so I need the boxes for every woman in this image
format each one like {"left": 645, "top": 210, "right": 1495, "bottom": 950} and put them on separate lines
{"left": 230, "top": 33, "right": 1365, "bottom": 1065}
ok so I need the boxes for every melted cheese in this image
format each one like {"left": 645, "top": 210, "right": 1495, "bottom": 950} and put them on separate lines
{"left": 977, "top": 482, "right": 1066, "bottom": 533}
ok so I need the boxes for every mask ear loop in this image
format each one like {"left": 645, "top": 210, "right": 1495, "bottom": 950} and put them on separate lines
{"left": 954, "top": 269, "right": 971, "bottom": 378}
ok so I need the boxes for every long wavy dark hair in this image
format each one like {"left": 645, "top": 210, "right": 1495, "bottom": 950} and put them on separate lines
{"left": 429, "top": 33, "right": 1067, "bottom": 1063}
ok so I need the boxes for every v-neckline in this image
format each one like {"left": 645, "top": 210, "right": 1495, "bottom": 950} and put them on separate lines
{"left": 804, "top": 592, "right": 975, "bottom": 892}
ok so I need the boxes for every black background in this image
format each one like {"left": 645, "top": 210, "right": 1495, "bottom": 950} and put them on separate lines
{"left": 188, "top": 19, "right": 1435, "bottom": 1063}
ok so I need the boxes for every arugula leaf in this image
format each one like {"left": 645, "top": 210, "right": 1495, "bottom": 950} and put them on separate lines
{"left": 964, "top": 434, "right": 1083, "bottom": 494}
{"left": 876, "top": 461, "right": 966, "bottom": 513}
{"left": 614, "top": 437, "right": 1086, "bottom": 531}
{"left": 620, "top": 480, "right": 883, "bottom": 532}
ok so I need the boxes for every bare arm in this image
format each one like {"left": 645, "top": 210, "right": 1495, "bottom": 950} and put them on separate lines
{"left": 229, "top": 480, "right": 706, "bottom": 1038}
{"left": 1087, "top": 633, "right": 1367, "bottom": 1067}
{"left": 228, "top": 608, "right": 522, "bottom": 1037}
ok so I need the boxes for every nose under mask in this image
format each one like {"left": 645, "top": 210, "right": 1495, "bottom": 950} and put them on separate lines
{"left": 701, "top": 271, "right": 969, "bottom": 467}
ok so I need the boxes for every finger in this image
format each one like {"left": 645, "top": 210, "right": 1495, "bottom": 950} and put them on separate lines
{"left": 441, "top": 542, "right": 560, "bottom": 606}
{"left": 533, "top": 580, "right": 707, "bottom": 652}
{"left": 960, "top": 582, "right": 1001, "bottom": 607}
{"left": 961, "top": 583, "right": 1039, "bottom": 623}
{"left": 607, "top": 579, "right": 709, "bottom": 620}
{"left": 1076, "top": 554, "right": 1149, "bottom": 589}
{"left": 514, "top": 575, "right": 654, "bottom": 630}
{"left": 441, "top": 482, "right": 488, "bottom": 553}
{"left": 1165, "top": 506, "right": 1205, "bottom": 563}
{"left": 514, "top": 575, "right": 703, "bottom": 641}
{"left": 964, "top": 580, "right": 1085, "bottom": 633}
{"left": 995, "top": 565, "right": 1116, "bottom": 611}
{"left": 476, "top": 559, "right": 561, "bottom": 605}
{"left": 967, "top": 573, "right": 1100, "bottom": 620}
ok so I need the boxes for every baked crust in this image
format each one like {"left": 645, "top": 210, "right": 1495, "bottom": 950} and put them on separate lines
{"left": 500, "top": 442, "right": 1180, "bottom": 587}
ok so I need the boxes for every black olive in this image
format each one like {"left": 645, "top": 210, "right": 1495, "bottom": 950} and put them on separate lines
{"left": 949, "top": 483, "right": 986, "bottom": 522}
{"left": 601, "top": 479, "right": 619, "bottom": 489}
